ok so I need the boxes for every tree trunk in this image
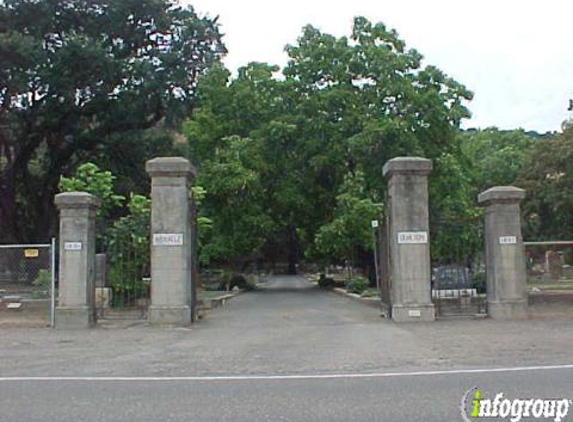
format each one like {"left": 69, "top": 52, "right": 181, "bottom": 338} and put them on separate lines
{"left": 286, "top": 224, "right": 298, "bottom": 275}
{"left": 0, "top": 169, "right": 19, "bottom": 243}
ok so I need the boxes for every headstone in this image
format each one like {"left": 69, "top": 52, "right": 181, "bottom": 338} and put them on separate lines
{"left": 546, "top": 251, "right": 563, "bottom": 281}
{"left": 433, "top": 265, "right": 471, "bottom": 290}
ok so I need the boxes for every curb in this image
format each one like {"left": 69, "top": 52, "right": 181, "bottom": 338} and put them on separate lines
{"left": 196, "top": 291, "right": 242, "bottom": 319}
{"left": 331, "top": 287, "right": 382, "bottom": 309}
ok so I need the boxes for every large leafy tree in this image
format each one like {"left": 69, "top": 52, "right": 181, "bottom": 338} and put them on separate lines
{"left": 459, "top": 128, "right": 536, "bottom": 193}
{"left": 313, "top": 171, "right": 381, "bottom": 264}
{"left": 0, "top": 0, "right": 224, "bottom": 242}
{"left": 427, "top": 128, "right": 538, "bottom": 266}
{"left": 284, "top": 18, "right": 473, "bottom": 267}
{"left": 517, "top": 122, "right": 573, "bottom": 240}
{"left": 185, "top": 17, "right": 473, "bottom": 270}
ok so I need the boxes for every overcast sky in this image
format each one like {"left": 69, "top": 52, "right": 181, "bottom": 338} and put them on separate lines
{"left": 188, "top": 0, "right": 572, "bottom": 133}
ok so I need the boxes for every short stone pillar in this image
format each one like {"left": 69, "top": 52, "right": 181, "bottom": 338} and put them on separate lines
{"left": 54, "top": 192, "right": 101, "bottom": 329}
{"left": 146, "top": 157, "right": 195, "bottom": 325}
{"left": 383, "top": 157, "right": 435, "bottom": 322}
{"left": 478, "top": 186, "right": 528, "bottom": 319}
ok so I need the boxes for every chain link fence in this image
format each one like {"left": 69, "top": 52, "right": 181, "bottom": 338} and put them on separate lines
{"left": 0, "top": 241, "right": 56, "bottom": 326}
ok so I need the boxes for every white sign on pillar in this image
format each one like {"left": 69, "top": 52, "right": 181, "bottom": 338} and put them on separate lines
{"left": 64, "top": 242, "right": 83, "bottom": 251}
{"left": 153, "top": 233, "right": 184, "bottom": 246}
{"left": 499, "top": 236, "right": 517, "bottom": 245}
{"left": 397, "top": 231, "right": 428, "bottom": 244}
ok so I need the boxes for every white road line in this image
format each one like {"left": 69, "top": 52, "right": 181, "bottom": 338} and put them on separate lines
{"left": 1, "top": 364, "right": 573, "bottom": 382}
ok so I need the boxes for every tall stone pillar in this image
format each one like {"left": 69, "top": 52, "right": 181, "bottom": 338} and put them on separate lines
{"left": 478, "top": 186, "right": 528, "bottom": 319}
{"left": 54, "top": 192, "right": 101, "bottom": 329}
{"left": 146, "top": 157, "right": 195, "bottom": 325}
{"left": 383, "top": 157, "right": 435, "bottom": 322}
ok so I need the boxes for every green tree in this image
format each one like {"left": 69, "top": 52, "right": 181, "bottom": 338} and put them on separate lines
{"left": 105, "top": 193, "right": 151, "bottom": 305}
{"left": 517, "top": 123, "right": 573, "bottom": 240}
{"left": 197, "top": 135, "right": 274, "bottom": 266}
{"left": 59, "top": 162, "right": 125, "bottom": 248}
{"left": 184, "top": 17, "right": 473, "bottom": 270}
{"left": 429, "top": 151, "right": 482, "bottom": 266}
{"left": 58, "top": 162, "right": 124, "bottom": 217}
{"left": 459, "top": 128, "right": 536, "bottom": 192}
{"left": 313, "top": 171, "right": 382, "bottom": 265}
{"left": 0, "top": 0, "right": 224, "bottom": 242}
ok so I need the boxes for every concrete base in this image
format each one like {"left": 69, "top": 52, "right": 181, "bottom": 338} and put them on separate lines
{"left": 488, "top": 300, "right": 528, "bottom": 320}
{"left": 56, "top": 306, "right": 96, "bottom": 329}
{"left": 380, "top": 301, "right": 391, "bottom": 319}
{"left": 391, "top": 303, "right": 435, "bottom": 322}
{"left": 148, "top": 305, "right": 192, "bottom": 326}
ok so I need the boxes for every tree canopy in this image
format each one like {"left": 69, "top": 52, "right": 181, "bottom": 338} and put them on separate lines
{"left": 517, "top": 122, "right": 573, "bottom": 240}
{"left": 6, "top": 4, "right": 564, "bottom": 273}
{"left": 0, "top": 0, "right": 224, "bottom": 242}
{"left": 184, "top": 17, "right": 474, "bottom": 270}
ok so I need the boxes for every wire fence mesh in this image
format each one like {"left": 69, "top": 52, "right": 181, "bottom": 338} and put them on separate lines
{"left": 0, "top": 242, "right": 55, "bottom": 326}
{"left": 97, "top": 234, "right": 150, "bottom": 320}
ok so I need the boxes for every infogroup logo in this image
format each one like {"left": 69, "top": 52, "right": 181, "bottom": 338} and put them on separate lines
{"left": 460, "top": 388, "right": 571, "bottom": 422}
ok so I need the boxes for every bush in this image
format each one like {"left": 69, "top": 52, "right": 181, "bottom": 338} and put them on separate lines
{"left": 32, "top": 269, "right": 51, "bottom": 298}
{"left": 220, "top": 273, "right": 255, "bottom": 291}
{"left": 345, "top": 277, "right": 368, "bottom": 295}
{"left": 203, "top": 282, "right": 224, "bottom": 292}
{"left": 318, "top": 273, "right": 335, "bottom": 288}
{"left": 472, "top": 272, "right": 487, "bottom": 294}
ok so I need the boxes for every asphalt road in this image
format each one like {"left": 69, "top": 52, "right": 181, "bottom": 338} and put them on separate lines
{"left": 0, "top": 275, "right": 572, "bottom": 421}
{"left": 1, "top": 368, "right": 572, "bottom": 421}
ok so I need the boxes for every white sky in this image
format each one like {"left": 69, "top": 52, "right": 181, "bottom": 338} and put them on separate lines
{"left": 188, "top": 0, "right": 573, "bottom": 133}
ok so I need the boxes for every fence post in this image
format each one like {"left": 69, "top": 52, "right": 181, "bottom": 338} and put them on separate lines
{"left": 54, "top": 192, "right": 101, "bottom": 328}
{"left": 383, "top": 157, "right": 435, "bottom": 322}
{"left": 146, "top": 157, "right": 195, "bottom": 326}
{"left": 478, "top": 186, "right": 528, "bottom": 319}
{"left": 50, "top": 237, "right": 56, "bottom": 328}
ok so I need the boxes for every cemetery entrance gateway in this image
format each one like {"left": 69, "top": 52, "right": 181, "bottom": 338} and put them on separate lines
{"left": 52, "top": 156, "right": 531, "bottom": 328}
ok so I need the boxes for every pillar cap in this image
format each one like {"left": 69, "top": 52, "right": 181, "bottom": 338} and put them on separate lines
{"left": 478, "top": 186, "right": 525, "bottom": 206}
{"left": 383, "top": 157, "right": 432, "bottom": 178}
{"left": 146, "top": 157, "right": 196, "bottom": 178}
{"left": 55, "top": 192, "right": 101, "bottom": 209}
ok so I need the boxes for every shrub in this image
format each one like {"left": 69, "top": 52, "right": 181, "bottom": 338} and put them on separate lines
{"left": 203, "top": 282, "right": 224, "bottom": 292}
{"left": 318, "top": 273, "right": 335, "bottom": 288}
{"left": 32, "top": 269, "right": 51, "bottom": 298}
{"left": 345, "top": 277, "right": 368, "bottom": 295}
{"left": 220, "top": 273, "right": 255, "bottom": 291}
{"left": 472, "top": 272, "right": 487, "bottom": 294}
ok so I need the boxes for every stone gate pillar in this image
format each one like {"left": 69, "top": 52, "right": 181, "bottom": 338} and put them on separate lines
{"left": 54, "top": 192, "right": 101, "bottom": 329}
{"left": 146, "top": 157, "right": 195, "bottom": 325}
{"left": 478, "top": 186, "right": 528, "bottom": 319}
{"left": 383, "top": 157, "right": 435, "bottom": 322}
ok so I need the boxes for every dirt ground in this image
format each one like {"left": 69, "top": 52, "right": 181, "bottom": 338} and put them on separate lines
{"left": 0, "top": 278, "right": 571, "bottom": 377}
